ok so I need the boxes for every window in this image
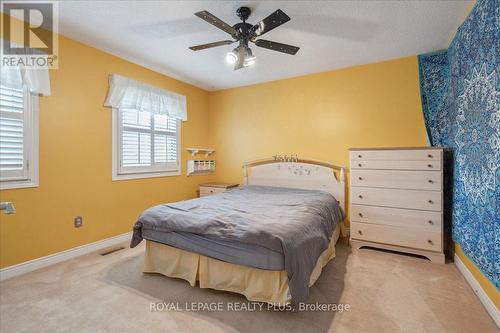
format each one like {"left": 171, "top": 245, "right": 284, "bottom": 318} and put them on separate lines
{"left": 112, "top": 108, "right": 180, "bottom": 180}
{"left": 106, "top": 74, "right": 185, "bottom": 180}
{"left": 0, "top": 83, "right": 38, "bottom": 189}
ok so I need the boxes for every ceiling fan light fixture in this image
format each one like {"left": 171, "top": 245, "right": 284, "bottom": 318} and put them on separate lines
{"left": 243, "top": 47, "right": 256, "bottom": 67}
{"left": 225, "top": 50, "right": 238, "bottom": 64}
{"left": 243, "top": 55, "right": 256, "bottom": 67}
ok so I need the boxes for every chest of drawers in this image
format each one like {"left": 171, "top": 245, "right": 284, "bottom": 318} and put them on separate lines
{"left": 349, "top": 148, "right": 446, "bottom": 263}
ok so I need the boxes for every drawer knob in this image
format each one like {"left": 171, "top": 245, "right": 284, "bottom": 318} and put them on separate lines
{"left": 427, "top": 240, "right": 433, "bottom": 245}
{"left": 358, "top": 154, "right": 362, "bottom": 158}
{"left": 358, "top": 195, "right": 363, "bottom": 199}
{"left": 428, "top": 154, "right": 433, "bottom": 158}
{"left": 428, "top": 200, "right": 433, "bottom": 204}
{"left": 428, "top": 220, "right": 434, "bottom": 225}
{"left": 210, "top": 190, "right": 214, "bottom": 193}
{"left": 358, "top": 230, "right": 363, "bottom": 235}
{"left": 428, "top": 179, "right": 433, "bottom": 183}
{"left": 358, "top": 213, "right": 363, "bottom": 217}
{"left": 427, "top": 164, "right": 433, "bottom": 168}
{"left": 358, "top": 163, "right": 362, "bottom": 167}
{"left": 358, "top": 177, "right": 363, "bottom": 181}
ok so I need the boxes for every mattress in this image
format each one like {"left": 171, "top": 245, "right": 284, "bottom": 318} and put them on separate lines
{"left": 142, "top": 229, "right": 285, "bottom": 270}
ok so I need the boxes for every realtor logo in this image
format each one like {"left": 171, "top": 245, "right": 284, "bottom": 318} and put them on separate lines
{"left": 1, "top": 1, "right": 58, "bottom": 68}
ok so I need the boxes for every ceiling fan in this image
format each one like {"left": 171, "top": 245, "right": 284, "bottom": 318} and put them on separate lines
{"left": 189, "top": 6, "right": 299, "bottom": 70}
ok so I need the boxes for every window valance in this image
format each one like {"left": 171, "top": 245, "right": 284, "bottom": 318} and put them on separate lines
{"left": 104, "top": 74, "right": 187, "bottom": 121}
{"left": 0, "top": 62, "right": 51, "bottom": 96}
{"left": 0, "top": 39, "right": 51, "bottom": 96}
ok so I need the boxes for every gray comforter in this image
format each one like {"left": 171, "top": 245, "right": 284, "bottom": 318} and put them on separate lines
{"left": 131, "top": 185, "right": 344, "bottom": 303}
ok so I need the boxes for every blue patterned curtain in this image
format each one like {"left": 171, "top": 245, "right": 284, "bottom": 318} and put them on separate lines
{"left": 418, "top": 0, "right": 499, "bottom": 288}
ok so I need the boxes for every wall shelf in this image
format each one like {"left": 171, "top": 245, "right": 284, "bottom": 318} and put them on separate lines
{"left": 186, "top": 148, "right": 215, "bottom": 157}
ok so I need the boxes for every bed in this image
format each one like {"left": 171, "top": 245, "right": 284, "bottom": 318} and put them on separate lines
{"left": 131, "top": 158, "right": 346, "bottom": 304}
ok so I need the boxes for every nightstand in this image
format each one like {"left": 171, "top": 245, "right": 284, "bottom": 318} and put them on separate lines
{"left": 199, "top": 182, "right": 239, "bottom": 197}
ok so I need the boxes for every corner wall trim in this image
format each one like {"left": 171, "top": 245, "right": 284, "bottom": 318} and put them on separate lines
{"left": 454, "top": 254, "right": 500, "bottom": 328}
{"left": 0, "top": 232, "right": 132, "bottom": 281}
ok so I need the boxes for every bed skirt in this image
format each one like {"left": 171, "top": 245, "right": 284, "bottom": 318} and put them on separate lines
{"left": 143, "top": 225, "right": 340, "bottom": 304}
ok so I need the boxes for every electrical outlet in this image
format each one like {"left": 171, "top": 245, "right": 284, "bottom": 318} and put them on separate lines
{"left": 74, "top": 216, "right": 83, "bottom": 228}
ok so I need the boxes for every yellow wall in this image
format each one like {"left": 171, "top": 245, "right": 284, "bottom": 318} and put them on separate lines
{"left": 208, "top": 56, "right": 429, "bottom": 219}
{"left": 0, "top": 33, "right": 213, "bottom": 268}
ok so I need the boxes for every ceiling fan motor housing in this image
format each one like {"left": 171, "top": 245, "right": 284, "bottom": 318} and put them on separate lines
{"left": 233, "top": 7, "right": 253, "bottom": 43}
{"left": 236, "top": 6, "right": 251, "bottom": 22}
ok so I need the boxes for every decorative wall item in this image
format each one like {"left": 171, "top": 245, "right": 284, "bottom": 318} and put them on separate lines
{"left": 273, "top": 154, "right": 299, "bottom": 162}
{"left": 187, "top": 160, "right": 215, "bottom": 176}
{"left": 418, "top": 0, "right": 498, "bottom": 288}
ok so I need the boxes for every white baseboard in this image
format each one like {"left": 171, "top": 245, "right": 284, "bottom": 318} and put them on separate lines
{"left": 454, "top": 254, "right": 499, "bottom": 328}
{"left": 0, "top": 232, "right": 132, "bottom": 281}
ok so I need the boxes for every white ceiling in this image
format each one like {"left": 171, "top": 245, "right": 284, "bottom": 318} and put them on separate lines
{"left": 56, "top": 1, "right": 472, "bottom": 91}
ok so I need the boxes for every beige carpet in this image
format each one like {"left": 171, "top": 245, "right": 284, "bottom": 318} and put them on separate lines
{"left": 0, "top": 240, "right": 497, "bottom": 333}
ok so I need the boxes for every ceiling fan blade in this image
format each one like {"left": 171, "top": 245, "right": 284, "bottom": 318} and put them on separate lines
{"left": 194, "top": 11, "right": 238, "bottom": 37}
{"left": 250, "top": 9, "right": 290, "bottom": 37}
{"left": 189, "top": 40, "right": 234, "bottom": 51}
{"left": 254, "top": 39, "right": 300, "bottom": 55}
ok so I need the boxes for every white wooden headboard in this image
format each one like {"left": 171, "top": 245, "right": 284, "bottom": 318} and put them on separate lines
{"left": 243, "top": 158, "right": 346, "bottom": 213}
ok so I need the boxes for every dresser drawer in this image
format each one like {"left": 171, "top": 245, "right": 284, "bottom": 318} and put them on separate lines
{"left": 351, "top": 222, "right": 442, "bottom": 252}
{"left": 350, "top": 149, "right": 441, "bottom": 161}
{"left": 351, "top": 170, "right": 442, "bottom": 191}
{"left": 351, "top": 159, "right": 441, "bottom": 171}
{"left": 351, "top": 187, "right": 442, "bottom": 211}
{"left": 351, "top": 204, "right": 442, "bottom": 232}
{"left": 199, "top": 186, "right": 226, "bottom": 197}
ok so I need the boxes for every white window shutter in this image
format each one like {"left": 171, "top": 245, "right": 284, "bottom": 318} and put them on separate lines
{"left": 117, "top": 108, "right": 180, "bottom": 175}
{"left": 0, "top": 84, "right": 28, "bottom": 181}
